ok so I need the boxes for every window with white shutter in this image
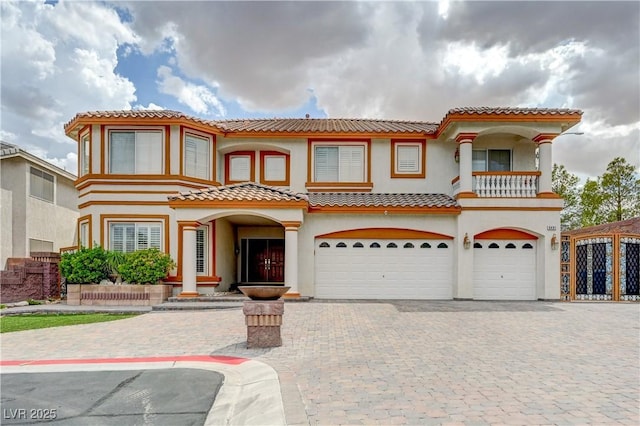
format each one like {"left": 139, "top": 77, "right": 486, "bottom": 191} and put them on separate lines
{"left": 264, "top": 156, "right": 286, "bottom": 182}
{"left": 184, "top": 133, "right": 210, "bottom": 179}
{"left": 391, "top": 140, "right": 425, "bottom": 178}
{"left": 196, "top": 227, "right": 207, "bottom": 274}
{"left": 109, "top": 130, "right": 163, "bottom": 174}
{"left": 79, "top": 222, "right": 89, "bottom": 248}
{"left": 314, "top": 145, "right": 364, "bottom": 182}
{"left": 110, "top": 223, "right": 162, "bottom": 253}
{"left": 229, "top": 155, "right": 251, "bottom": 181}
{"left": 80, "top": 133, "right": 90, "bottom": 176}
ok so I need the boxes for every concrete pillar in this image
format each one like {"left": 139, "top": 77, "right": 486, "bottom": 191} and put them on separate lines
{"left": 283, "top": 221, "right": 301, "bottom": 298}
{"left": 179, "top": 221, "right": 200, "bottom": 298}
{"left": 455, "top": 133, "right": 477, "bottom": 198}
{"left": 533, "top": 134, "right": 556, "bottom": 196}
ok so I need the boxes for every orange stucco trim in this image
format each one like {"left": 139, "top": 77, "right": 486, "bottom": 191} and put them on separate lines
{"left": 462, "top": 206, "right": 563, "bottom": 211}
{"left": 390, "top": 139, "right": 426, "bottom": 179}
{"left": 164, "top": 125, "right": 171, "bottom": 176}
{"left": 168, "top": 199, "right": 308, "bottom": 209}
{"left": 532, "top": 133, "right": 559, "bottom": 143}
{"left": 308, "top": 205, "right": 461, "bottom": 214}
{"left": 536, "top": 192, "right": 562, "bottom": 199}
{"left": 99, "top": 214, "right": 170, "bottom": 253}
{"left": 455, "top": 133, "right": 478, "bottom": 143}
{"left": 225, "top": 151, "right": 256, "bottom": 184}
{"left": 100, "top": 125, "right": 105, "bottom": 174}
{"left": 317, "top": 228, "right": 454, "bottom": 239}
{"left": 438, "top": 113, "right": 580, "bottom": 138}
{"left": 474, "top": 229, "right": 538, "bottom": 240}
{"left": 79, "top": 200, "right": 168, "bottom": 209}
{"left": 259, "top": 150, "right": 291, "bottom": 186}
{"left": 455, "top": 191, "right": 478, "bottom": 199}
{"left": 75, "top": 175, "right": 220, "bottom": 191}
{"left": 281, "top": 221, "right": 302, "bottom": 228}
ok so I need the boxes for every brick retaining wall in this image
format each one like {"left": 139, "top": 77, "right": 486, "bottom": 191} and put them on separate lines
{"left": 0, "top": 253, "right": 60, "bottom": 303}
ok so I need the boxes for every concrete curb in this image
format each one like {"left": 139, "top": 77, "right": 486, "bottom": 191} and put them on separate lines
{"left": 0, "top": 356, "right": 286, "bottom": 426}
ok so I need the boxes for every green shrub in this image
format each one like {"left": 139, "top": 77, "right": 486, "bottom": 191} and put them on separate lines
{"left": 119, "top": 248, "right": 176, "bottom": 284}
{"left": 104, "top": 250, "right": 128, "bottom": 278}
{"left": 27, "top": 299, "right": 43, "bottom": 305}
{"left": 60, "top": 246, "right": 108, "bottom": 284}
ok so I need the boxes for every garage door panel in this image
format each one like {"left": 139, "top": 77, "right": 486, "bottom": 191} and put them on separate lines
{"left": 473, "top": 240, "right": 536, "bottom": 300}
{"left": 315, "top": 238, "right": 453, "bottom": 299}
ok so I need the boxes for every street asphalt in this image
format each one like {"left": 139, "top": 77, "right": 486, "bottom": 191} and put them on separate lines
{"left": 1, "top": 300, "right": 639, "bottom": 425}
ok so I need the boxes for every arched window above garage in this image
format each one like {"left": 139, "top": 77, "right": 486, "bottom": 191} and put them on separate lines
{"left": 437, "top": 243, "right": 448, "bottom": 248}
{"left": 404, "top": 242, "right": 414, "bottom": 248}
{"left": 420, "top": 242, "right": 431, "bottom": 248}
{"left": 506, "top": 243, "right": 516, "bottom": 249}
{"left": 353, "top": 242, "right": 364, "bottom": 248}
{"left": 489, "top": 243, "right": 500, "bottom": 248}
{"left": 319, "top": 242, "right": 330, "bottom": 248}
{"left": 522, "top": 243, "right": 534, "bottom": 249}
{"left": 370, "top": 242, "right": 381, "bottom": 248}
{"left": 387, "top": 242, "right": 397, "bottom": 248}
{"left": 474, "top": 243, "right": 482, "bottom": 248}
{"left": 336, "top": 242, "right": 347, "bottom": 248}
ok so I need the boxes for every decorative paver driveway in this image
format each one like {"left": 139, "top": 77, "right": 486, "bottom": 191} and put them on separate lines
{"left": 2, "top": 301, "right": 638, "bottom": 425}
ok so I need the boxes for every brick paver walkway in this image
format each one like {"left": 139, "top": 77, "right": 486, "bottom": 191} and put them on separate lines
{"left": 2, "top": 301, "right": 638, "bottom": 425}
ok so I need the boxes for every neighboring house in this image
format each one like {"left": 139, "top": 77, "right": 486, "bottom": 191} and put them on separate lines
{"left": 63, "top": 107, "right": 582, "bottom": 300}
{"left": 561, "top": 217, "right": 640, "bottom": 301}
{"left": 0, "top": 141, "right": 79, "bottom": 269}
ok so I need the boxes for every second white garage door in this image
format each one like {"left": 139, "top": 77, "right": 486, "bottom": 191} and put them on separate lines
{"left": 315, "top": 238, "right": 453, "bottom": 299}
{"left": 473, "top": 240, "right": 537, "bottom": 300}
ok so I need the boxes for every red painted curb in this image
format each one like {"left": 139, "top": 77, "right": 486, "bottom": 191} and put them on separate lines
{"left": 0, "top": 355, "right": 248, "bottom": 367}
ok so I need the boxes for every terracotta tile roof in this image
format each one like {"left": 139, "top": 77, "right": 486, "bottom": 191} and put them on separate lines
{"left": 215, "top": 118, "right": 438, "bottom": 134}
{"left": 65, "top": 110, "right": 437, "bottom": 135}
{"left": 307, "top": 192, "right": 459, "bottom": 209}
{"left": 562, "top": 217, "right": 640, "bottom": 236}
{"left": 445, "top": 106, "right": 583, "bottom": 116}
{"left": 168, "top": 182, "right": 308, "bottom": 203}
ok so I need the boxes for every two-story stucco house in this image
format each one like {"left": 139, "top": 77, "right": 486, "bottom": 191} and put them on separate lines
{"left": 1, "top": 141, "right": 79, "bottom": 269}
{"left": 63, "top": 107, "right": 582, "bottom": 300}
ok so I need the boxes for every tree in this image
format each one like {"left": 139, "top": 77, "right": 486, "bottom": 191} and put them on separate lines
{"left": 552, "top": 164, "right": 582, "bottom": 230}
{"left": 580, "top": 179, "right": 606, "bottom": 227}
{"left": 599, "top": 157, "right": 640, "bottom": 222}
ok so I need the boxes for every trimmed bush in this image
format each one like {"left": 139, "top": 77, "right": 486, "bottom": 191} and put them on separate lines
{"left": 60, "top": 246, "right": 108, "bottom": 284}
{"left": 119, "top": 248, "right": 176, "bottom": 284}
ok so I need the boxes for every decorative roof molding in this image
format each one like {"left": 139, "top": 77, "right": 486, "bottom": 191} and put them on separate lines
{"left": 65, "top": 106, "right": 583, "bottom": 139}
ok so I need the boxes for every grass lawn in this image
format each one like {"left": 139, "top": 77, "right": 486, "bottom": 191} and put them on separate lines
{"left": 0, "top": 313, "right": 139, "bottom": 333}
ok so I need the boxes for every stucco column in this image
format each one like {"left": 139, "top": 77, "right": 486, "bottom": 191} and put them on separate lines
{"left": 456, "top": 133, "right": 477, "bottom": 197}
{"left": 283, "top": 221, "right": 301, "bottom": 298}
{"left": 179, "top": 221, "right": 200, "bottom": 298}
{"left": 534, "top": 134, "right": 556, "bottom": 196}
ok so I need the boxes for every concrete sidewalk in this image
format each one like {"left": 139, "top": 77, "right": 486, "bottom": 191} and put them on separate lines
{"left": 1, "top": 300, "right": 639, "bottom": 425}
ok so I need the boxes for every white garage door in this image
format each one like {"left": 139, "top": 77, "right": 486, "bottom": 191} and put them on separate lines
{"left": 473, "top": 240, "right": 536, "bottom": 300}
{"left": 315, "top": 239, "right": 453, "bottom": 299}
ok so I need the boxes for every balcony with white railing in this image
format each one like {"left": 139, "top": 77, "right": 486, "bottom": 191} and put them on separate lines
{"left": 452, "top": 171, "right": 541, "bottom": 198}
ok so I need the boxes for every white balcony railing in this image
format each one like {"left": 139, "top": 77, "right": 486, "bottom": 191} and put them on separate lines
{"left": 473, "top": 172, "right": 540, "bottom": 197}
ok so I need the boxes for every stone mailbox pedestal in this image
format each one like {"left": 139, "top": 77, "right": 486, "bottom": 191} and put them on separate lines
{"left": 243, "top": 299, "right": 284, "bottom": 348}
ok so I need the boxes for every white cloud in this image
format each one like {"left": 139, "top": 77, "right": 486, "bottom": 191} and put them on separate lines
{"left": 134, "top": 102, "right": 165, "bottom": 111}
{"left": 0, "top": 0, "right": 137, "bottom": 168}
{"left": 156, "top": 65, "right": 226, "bottom": 117}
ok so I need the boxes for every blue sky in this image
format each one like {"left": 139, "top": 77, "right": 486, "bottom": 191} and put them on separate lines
{"left": 1, "top": 0, "right": 638, "bottom": 180}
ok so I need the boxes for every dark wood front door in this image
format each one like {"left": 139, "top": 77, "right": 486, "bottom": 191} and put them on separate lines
{"left": 242, "top": 239, "right": 285, "bottom": 283}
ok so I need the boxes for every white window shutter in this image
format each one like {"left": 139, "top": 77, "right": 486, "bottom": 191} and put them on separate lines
{"left": 230, "top": 156, "right": 251, "bottom": 181}
{"left": 264, "top": 156, "right": 286, "bottom": 181}
{"left": 196, "top": 228, "right": 206, "bottom": 274}
{"left": 314, "top": 146, "right": 339, "bottom": 181}
{"left": 396, "top": 145, "right": 420, "bottom": 173}
{"left": 136, "top": 131, "right": 163, "bottom": 174}
{"left": 339, "top": 146, "right": 364, "bottom": 182}
{"left": 185, "top": 134, "right": 210, "bottom": 179}
{"left": 110, "top": 132, "right": 135, "bottom": 173}
{"left": 149, "top": 225, "right": 162, "bottom": 249}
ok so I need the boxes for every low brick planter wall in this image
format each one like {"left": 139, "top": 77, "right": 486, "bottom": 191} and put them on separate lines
{"left": 66, "top": 284, "right": 173, "bottom": 306}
